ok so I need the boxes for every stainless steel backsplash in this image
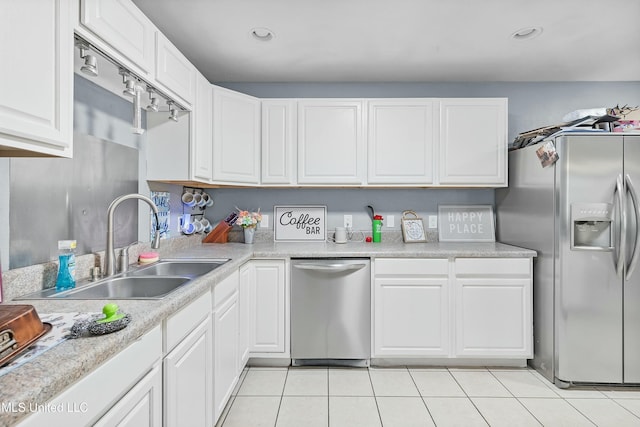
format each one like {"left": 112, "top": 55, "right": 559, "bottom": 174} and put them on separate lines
{"left": 9, "top": 133, "right": 138, "bottom": 269}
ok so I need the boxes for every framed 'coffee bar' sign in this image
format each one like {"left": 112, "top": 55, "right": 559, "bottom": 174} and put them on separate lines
{"left": 274, "top": 205, "right": 327, "bottom": 242}
{"left": 438, "top": 205, "right": 495, "bottom": 242}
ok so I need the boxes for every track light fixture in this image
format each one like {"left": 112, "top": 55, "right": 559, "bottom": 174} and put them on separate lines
{"left": 123, "top": 79, "right": 136, "bottom": 97}
{"left": 146, "top": 87, "right": 159, "bottom": 112}
{"left": 76, "top": 41, "right": 98, "bottom": 77}
{"left": 119, "top": 68, "right": 137, "bottom": 97}
{"left": 167, "top": 101, "right": 179, "bottom": 122}
{"left": 76, "top": 36, "right": 188, "bottom": 135}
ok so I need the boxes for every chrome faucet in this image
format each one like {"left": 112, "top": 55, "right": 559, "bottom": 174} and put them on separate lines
{"left": 105, "top": 194, "right": 161, "bottom": 277}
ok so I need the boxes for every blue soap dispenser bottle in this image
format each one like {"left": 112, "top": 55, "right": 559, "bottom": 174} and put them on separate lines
{"left": 56, "top": 240, "right": 77, "bottom": 291}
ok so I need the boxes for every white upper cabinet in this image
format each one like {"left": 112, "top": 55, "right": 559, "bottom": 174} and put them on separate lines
{"left": 192, "top": 72, "right": 213, "bottom": 182}
{"left": 297, "top": 100, "right": 365, "bottom": 185}
{"left": 155, "top": 32, "right": 197, "bottom": 107}
{"left": 79, "top": 0, "right": 155, "bottom": 78}
{"left": 0, "top": 0, "right": 73, "bottom": 157}
{"left": 367, "top": 99, "right": 437, "bottom": 184}
{"left": 262, "top": 100, "right": 296, "bottom": 185}
{"left": 212, "top": 86, "right": 261, "bottom": 184}
{"left": 439, "top": 98, "right": 508, "bottom": 186}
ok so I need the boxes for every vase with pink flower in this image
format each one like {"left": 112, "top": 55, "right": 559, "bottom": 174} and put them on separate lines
{"left": 236, "top": 208, "right": 262, "bottom": 244}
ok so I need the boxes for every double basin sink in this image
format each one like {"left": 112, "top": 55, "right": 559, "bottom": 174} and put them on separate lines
{"left": 18, "top": 259, "right": 230, "bottom": 300}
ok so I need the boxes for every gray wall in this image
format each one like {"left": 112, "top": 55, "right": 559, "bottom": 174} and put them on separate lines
{"left": 202, "top": 187, "right": 493, "bottom": 234}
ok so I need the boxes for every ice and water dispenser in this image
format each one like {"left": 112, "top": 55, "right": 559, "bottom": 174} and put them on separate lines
{"left": 571, "top": 203, "right": 614, "bottom": 250}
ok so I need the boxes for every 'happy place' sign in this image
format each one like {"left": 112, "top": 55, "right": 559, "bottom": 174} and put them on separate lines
{"left": 438, "top": 205, "right": 495, "bottom": 242}
{"left": 274, "top": 206, "right": 327, "bottom": 242}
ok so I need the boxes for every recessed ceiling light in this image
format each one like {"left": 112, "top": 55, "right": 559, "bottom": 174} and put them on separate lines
{"left": 251, "top": 27, "right": 274, "bottom": 41}
{"left": 511, "top": 26, "right": 543, "bottom": 40}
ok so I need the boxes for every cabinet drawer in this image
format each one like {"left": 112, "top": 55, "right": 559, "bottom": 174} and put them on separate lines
{"left": 375, "top": 258, "right": 448, "bottom": 276}
{"left": 164, "top": 292, "right": 211, "bottom": 353}
{"left": 455, "top": 258, "right": 531, "bottom": 277}
{"left": 214, "top": 270, "right": 240, "bottom": 307}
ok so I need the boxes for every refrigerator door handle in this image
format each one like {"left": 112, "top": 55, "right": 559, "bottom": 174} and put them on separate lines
{"left": 625, "top": 174, "right": 640, "bottom": 280}
{"left": 616, "top": 174, "right": 626, "bottom": 278}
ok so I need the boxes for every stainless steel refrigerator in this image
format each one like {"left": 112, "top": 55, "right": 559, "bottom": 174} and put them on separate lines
{"left": 496, "top": 133, "right": 640, "bottom": 386}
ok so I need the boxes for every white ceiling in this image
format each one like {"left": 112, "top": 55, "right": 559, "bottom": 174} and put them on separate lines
{"left": 132, "top": 0, "right": 640, "bottom": 83}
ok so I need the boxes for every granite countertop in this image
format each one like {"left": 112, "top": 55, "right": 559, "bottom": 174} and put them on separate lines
{"left": 0, "top": 240, "right": 535, "bottom": 425}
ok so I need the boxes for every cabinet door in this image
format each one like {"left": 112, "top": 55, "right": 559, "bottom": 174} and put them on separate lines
{"left": 439, "top": 98, "right": 507, "bottom": 186}
{"left": 367, "top": 100, "right": 437, "bottom": 184}
{"left": 80, "top": 0, "right": 155, "bottom": 77}
{"left": 212, "top": 87, "right": 261, "bottom": 184}
{"left": 94, "top": 365, "right": 162, "bottom": 427}
{"left": 155, "top": 32, "right": 197, "bottom": 107}
{"left": 454, "top": 258, "right": 532, "bottom": 357}
{"left": 164, "top": 316, "right": 213, "bottom": 427}
{"left": 374, "top": 277, "right": 449, "bottom": 356}
{"left": 238, "top": 264, "right": 251, "bottom": 368}
{"left": 248, "top": 260, "right": 287, "bottom": 354}
{"left": 297, "top": 100, "right": 364, "bottom": 184}
{"left": 0, "top": 0, "right": 73, "bottom": 157}
{"left": 192, "top": 72, "right": 213, "bottom": 182}
{"left": 262, "top": 100, "right": 296, "bottom": 184}
{"left": 214, "top": 293, "right": 239, "bottom": 420}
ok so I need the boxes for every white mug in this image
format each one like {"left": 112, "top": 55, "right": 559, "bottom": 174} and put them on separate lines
{"left": 193, "top": 219, "right": 204, "bottom": 233}
{"left": 334, "top": 227, "right": 347, "bottom": 244}
{"left": 202, "top": 193, "right": 213, "bottom": 207}
{"left": 200, "top": 217, "right": 212, "bottom": 233}
{"left": 192, "top": 193, "right": 203, "bottom": 207}
{"left": 181, "top": 222, "right": 196, "bottom": 235}
{"left": 181, "top": 192, "right": 196, "bottom": 207}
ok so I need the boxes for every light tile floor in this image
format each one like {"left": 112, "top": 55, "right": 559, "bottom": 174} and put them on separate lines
{"left": 216, "top": 366, "right": 640, "bottom": 427}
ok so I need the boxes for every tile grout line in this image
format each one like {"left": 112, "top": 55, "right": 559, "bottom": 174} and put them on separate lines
{"left": 609, "top": 397, "right": 640, "bottom": 421}
{"left": 559, "top": 398, "right": 599, "bottom": 427}
{"left": 517, "top": 368, "right": 636, "bottom": 426}
{"left": 407, "top": 366, "right": 438, "bottom": 426}
{"left": 367, "top": 365, "right": 386, "bottom": 426}
{"left": 272, "top": 367, "right": 290, "bottom": 427}
{"left": 218, "top": 366, "right": 249, "bottom": 427}
{"left": 488, "top": 368, "right": 546, "bottom": 426}
{"left": 447, "top": 366, "right": 492, "bottom": 426}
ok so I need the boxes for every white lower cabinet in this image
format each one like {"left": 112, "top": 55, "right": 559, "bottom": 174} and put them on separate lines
{"left": 18, "top": 326, "right": 162, "bottom": 427}
{"left": 238, "top": 263, "right": 251, "bottom": 367}
{"left": 241, "top": 259, "right": 289, "bottom": 356}
{"left": 374, "top": 259, "right": 450, "bottom": 356}
{"left": 373, "top": 257, "right": 533, "bottom": 360}
{"left": 94, "top": 364, "right": 162, "bottom": 427}
{"left": 213, "top": 270, "right": 240, "bottom": 421}
{"left": 454, "top": 258, "right": 533, "bottom": 358}
{"left": 163, "top": 292, "right": 213, "bottom": 427}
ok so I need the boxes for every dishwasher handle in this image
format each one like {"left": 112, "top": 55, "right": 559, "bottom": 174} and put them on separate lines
{"left": 293, "top": 263, "right": 368, "bottom": 273}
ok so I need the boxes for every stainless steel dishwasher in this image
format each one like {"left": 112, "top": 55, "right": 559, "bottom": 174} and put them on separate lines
{"left": 291, "top": 258, "right": 371, "bottom": 366}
